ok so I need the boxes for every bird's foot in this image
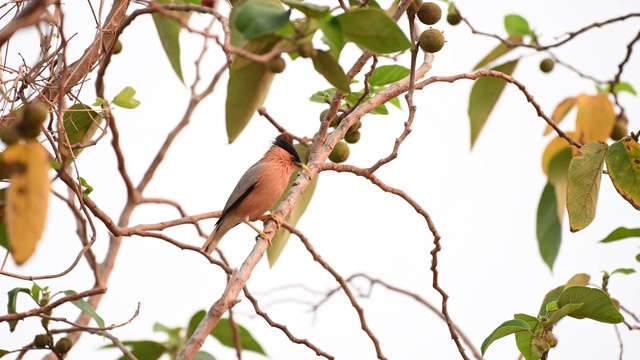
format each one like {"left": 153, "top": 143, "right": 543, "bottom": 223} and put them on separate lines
{"left": 258, "top": 229, "right": 274, "bottom": 247}
{"left": 245, "top": 220, "right": 274, "bottom": 247}
{"left": 266, "top": 213, "right": 282, "bottom": 230}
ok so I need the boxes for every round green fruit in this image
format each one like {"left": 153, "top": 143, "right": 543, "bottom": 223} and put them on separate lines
{"left": 417, "top": 2, "right": 442, "bottom": 25}
{"left": 297, "top": 42, "right": 316, "bottom": 58}
{"left": 34, "top": 334, "right": 53, "bottom": 348}
{"left": 54, "top": 337, "right": 73, "bottom": 354}
{"left": 539, "top": 58, "right": 554, "bottom": 73}
{"left": 329, "top": 141, "right": 350, "bottom": 163}
{"left": 611, "top": 114, "right": 629, "bottom": 141}
{"left": 447, "top": 8, "right": 461, "bottom": 25}
{"left": 418, "top": 29, "right": 445, "bottom": 53}
{"left": 347, "top": 120, "right": 361, "bottom": 134}
{"left": 0, "top": 125, "right": 20, "bottom": 145}
{"left": 345, "top": 130, "right": 361, "bottom": 144}
{"left": 19, "top": 101, "right": 48, "bottom": 139}
{"left": 267, "top": 56, "right": 286, "bottom": 73}
{"left": 320, "top": 109, "right": 330, "bottom": 122}
{"left": 406, "top": 0, "right": 423, "bottom": 15}
{"left": 113, "top": 40, "right": 123, "bottom": 54}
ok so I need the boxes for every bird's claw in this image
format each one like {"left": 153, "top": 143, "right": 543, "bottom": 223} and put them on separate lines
{"left": 266, "top": 213, "right": 282, "bottom": 230}
{"left": 257, "top": 229, "right": 273, "bottom": 247}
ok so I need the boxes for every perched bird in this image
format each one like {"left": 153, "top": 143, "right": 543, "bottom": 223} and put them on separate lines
{"left": 202, "top": 134, "right": 310, "bottom": 254}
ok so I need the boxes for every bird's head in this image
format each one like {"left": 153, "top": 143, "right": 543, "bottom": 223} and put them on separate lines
{"left": 274, "top": 133, "right": 311, "bottom": 173}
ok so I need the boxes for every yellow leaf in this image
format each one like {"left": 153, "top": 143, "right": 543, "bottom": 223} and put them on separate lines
{"left": 575, "top": 93, "right": 615, "bottom": 143}
{"left": 542, "top": 133, "right": 577, "bottom": 221}
{"left": 4, "top": 141, "right": 50, "bottom": 264}
{"left": 542, "top": 133, "right": 577, "bottom": 180}
{"left": 544, "top": 97, "right": 576, "bottom": 135}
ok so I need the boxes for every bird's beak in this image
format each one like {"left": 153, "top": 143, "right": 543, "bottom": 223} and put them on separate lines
{"left": 300, "top": 163, "right": 311, "bottom": 173}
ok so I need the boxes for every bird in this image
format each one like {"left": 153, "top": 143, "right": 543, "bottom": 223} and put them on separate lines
{"left": 202, "top": 133, "right": 311, "bottom": 254}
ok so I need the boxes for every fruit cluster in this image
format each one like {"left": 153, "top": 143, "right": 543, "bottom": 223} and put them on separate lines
{"left": 408, "top": 1, "right": 460, "bottom": 53}
{"left": 320, "top": 109, "right": 361, "bottom": 163}
{"left": 0, "top": 101, "right": 49, "bottom": 145}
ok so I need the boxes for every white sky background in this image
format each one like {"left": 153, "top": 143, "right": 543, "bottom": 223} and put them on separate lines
{"left": 1, "top": 0, "right": 640, "bottom": 359}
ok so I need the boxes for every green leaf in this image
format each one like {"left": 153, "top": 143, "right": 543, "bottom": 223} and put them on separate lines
{"left": 544, "top": 303, "right": 583, "bottom": 328}
{"left": 268, "top": 144, "right": 317, "bottom": 266}
{"left": 319, "top": 16, "right": 345, "bottom": 58}
{"left": 282, "top": 0, "right": 329, "bottom": 18}
{"left": 613, "top": 81, "right": 637, "bottom": 96}
{"left": 112, "top": 86, "right": 141, "bottom": 109}
{"left": 194, "top": 352, "right": 217, "bottom": 360}
{"left": 309, "top": 88, "right": 336, "bottom": 103}
{"left": 605, "top": 137, "right": 640, "bottom": 210}
{"left": 504, "top": 14, "right": 531, "bottom": 36}
{"left": 79, "top": 176, "right": 94, "bottom": 199}
{"left": 63, "top": 103, "right": 104, "bottom": 156}
{"left": 344, "top": 92, "right": 388, "bottom": 114}
{"left": 335, "top": 8, "right": 411, "bottom": 54}
{"left": 545, "top": 301, "right": 559, "bottom": 313}
{"left": 636, "top": 253, "right": 640, "bottom": 262}
{"left": 389, "top": 96, "right": 402, "bottom": 109}
{"left": 187, "top": 310, "right": 206, "bottom": 338}
{"left": 513, "top": 314, "right": 542, "bottom": 360}
{"left": 0, "top": 349, "right": 9, "bottom": 358}
{"left": 226, "top": 36, "right": 280, "bottom": 142}
{"left": 0, "top": 189, "right": 8, "bottom": 251}
{"left": 236, "top": 1, "right": 291, "bottom": 40}
{"left": 536, "top": 182, "right": 561, "bottom": 270}
{"left": 93, "top": 97, "right": 105, "bottom": 106}
{"left": 369, "top": 65, "right": 411, "bottom": 86}
{"left": 473, "top": 35, "right": 523, "bottom": 70}
{"left": 7, "top": 287, "right": 30, "bottom": 332}
{"left": 611, "top": 268, "right": 635, "bottom": 276}
{"left": 481, "top": 319, "right": 531, "bottom": 356}
{"left": 538, "top": 285, "right": 564, "bottom": 317}
{"left": 153, "top": 322, "right": 182, "bottom": 339}
{"left": 600, "top": 227, "right": 640, "bottom": 242}
{"left": 31, "top": 282, "right": 42, "bottom": 303}
{"left": 63, "top": 290, "right": 105, "bottom": 328}
{"left": 567, "top": 141, "right": 608, "bottom": 232}
{"left": 152, "top": 0, "right": 185, "bottom": 83}
{"left": 541, "top": 135, "right": 576, "bottom": 221}
{"left": 50, "top": 159, "right": 62, "bottom": 170}
{"left": 468, "top": 60, "right": 518, "bottom": 148}
{"left": 311, "top": 50, "right": 351, "bottom": 93}
{"left": 118, "top": 341, "right": 166, "bottom": 360}
{"left": 557, "top": 286, "right": 624, "bottom": 323}
{"left": 211, "top": 318, "right": 266, "bottom": 355}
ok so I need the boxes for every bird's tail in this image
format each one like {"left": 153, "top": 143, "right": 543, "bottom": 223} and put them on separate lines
{"left": 202, "top": 220, "right": 233, "bottom": 254}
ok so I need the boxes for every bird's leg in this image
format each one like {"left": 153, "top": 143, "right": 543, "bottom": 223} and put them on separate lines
{"left": 243, "top": 220, "right": 273, "bottom": 247}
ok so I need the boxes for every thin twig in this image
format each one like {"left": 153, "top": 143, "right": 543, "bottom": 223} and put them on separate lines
{"left": 284, "top": 223, "right": 387, "bottom": 359}
{"left": 463, "top": 12, "right": 640, "bottom": 51}
{"left": 39, "top": 302, "right": 140, "bottom": 331}
{"left": 243, "top": 287, "right": 334, "bottom": 359}
{"left": 417, "top": 70, "right": 582, "bottom": 148}
{"left": 316, "top": 162, "right": 471, "bottom": 359}
{"left": 0, "top": 287, "right": 105, "bottom": 322}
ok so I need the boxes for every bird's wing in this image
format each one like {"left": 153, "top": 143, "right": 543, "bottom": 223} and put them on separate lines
{"left": 216, "top": 162, "right": 265, "bottom": 225}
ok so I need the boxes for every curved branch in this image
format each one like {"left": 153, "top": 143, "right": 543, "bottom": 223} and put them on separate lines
{"left": 317, "top": 162, "right": 471, "bottom": 359}
{"left": 417, "top": 70, "right": 582, "bottom": 148}
{"left": 462, "top": 12, "right": 640, "bottom": 51}
{"left": 285, "top": 223, "right": 386, "bottom": 359}
{"left": 243, "top": 287, "right": 335, "bottom": 359}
